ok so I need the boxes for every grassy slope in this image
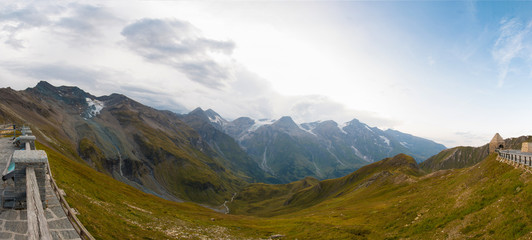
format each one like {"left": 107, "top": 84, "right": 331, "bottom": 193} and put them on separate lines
{"left": 40, "top": 142, "right": 273, "bottom": 239}
{"left": 420, "top": 145, "right": 489, "bottom": 172}
{"left": 3, "top": 87, "right": 532, "bottom": 239}
{"left": 286, "top": 153, "right": 532, "bottom": 239}
{"left": 36, "top": 140, "right": 532, "bottom": 239}
{"left": 227, "top": 153, "right": 532, "bottom": 239}
{"left": 229, "top": 154, "right": 421, "bottom": 217}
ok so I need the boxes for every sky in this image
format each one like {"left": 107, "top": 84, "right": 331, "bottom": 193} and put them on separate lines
{"left": 0, "top": 1, "right": 531, "bottom": 147}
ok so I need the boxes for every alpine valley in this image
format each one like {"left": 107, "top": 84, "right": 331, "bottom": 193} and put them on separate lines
{"left": 1, "top": 81, "right": 531, "bottom": 239}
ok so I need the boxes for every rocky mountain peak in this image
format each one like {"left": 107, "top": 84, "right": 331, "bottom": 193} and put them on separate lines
{"left": 32, "top": 81, "right": 91, "bottom": 99}
{"left": 27, "top": 81, "right": 93, "bottom": 114}
{"left": 205, "top": 109, "right": 227, "bottom": 127}
{"left": 35, "top": 80, "right": 55, "bottom": 91}
{"left": 188, "top": 107, "right": 207, "bottom": 118}
{"left": 345, "top": 118, "right": 363, "bottom": 127}
{"left": 315, "top": 120, "right": 339, "bottom": 130}
{"left": 99, "top": 93, "right": 129, "bottom": 106}
{"left": 272, "top": 116, "right": 299, "bottom": 130}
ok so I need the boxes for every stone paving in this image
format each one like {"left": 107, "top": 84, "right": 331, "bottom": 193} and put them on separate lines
{"left": 0, "top": 138, "right": 81, "bottom": 240}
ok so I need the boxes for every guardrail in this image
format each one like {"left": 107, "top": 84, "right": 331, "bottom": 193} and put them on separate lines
{"left": 46, "top": 159, "right": 95, "bottom": 240}
{"left": 496, "top": 149, "right": 532, "bottom": 167}
{"left": 496, "top": 149, "right": 532, "bottom": 174}
{"left": 0, "top": 124, "right": 20, "bottom": 135}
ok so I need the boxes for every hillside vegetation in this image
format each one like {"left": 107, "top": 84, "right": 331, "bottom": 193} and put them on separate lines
{"left": 44, "top": 142, "right": 532, "bottom": 239}
{"left": 0, "top": 132, "right": 519, "bottom": 239}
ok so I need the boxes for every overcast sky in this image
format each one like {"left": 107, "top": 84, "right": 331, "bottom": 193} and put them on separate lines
{"left": 0, "top": 1, "right": 531, "bottom": 147}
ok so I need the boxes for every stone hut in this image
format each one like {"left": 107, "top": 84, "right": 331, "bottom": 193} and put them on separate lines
{"left": 489, "top": 133, "right": 505, "bottom": 153}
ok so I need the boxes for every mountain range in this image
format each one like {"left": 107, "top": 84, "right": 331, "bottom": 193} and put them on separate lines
{"left": 1, "top": 81, "right": 531, "bottom": 239}
{"left": 181, "top": 107, "right": 445, "bottom": 183}
{"left": 0, "top": 81, "right": 446, "bottom": 204}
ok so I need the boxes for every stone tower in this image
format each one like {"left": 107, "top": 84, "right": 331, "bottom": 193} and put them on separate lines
{"left": 489, "top": 133, "right": 504, "bottom": 153}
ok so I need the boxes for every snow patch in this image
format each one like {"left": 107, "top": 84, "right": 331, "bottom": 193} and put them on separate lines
{"left": 351, "top": 146, "right": 372, "bottom": 162}
{"left": 364, "top": 125, "right": 373, "bottom": 132}
{"left": 327, "top": 146, "right": 346, "bottom": 166}
{"left": 400, "top": 141, "right": 410, "bottom": 148}
{"left": 379, "top": 136, "right": 390, "bottom": 146}
{"left": 248, "top": 119, "right": 275, "bottom": 132}
{"left": 298, "top": 124, "right": 317, "bottom": 137}
{"left": 208, "top": 115, "right": 225, "bottom": 126}
{"left": 85, "top": 98, "right": 104, "bottom": 118}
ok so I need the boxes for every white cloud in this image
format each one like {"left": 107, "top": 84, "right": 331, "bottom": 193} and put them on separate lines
{"left": 121, "top": 18, "right": 236, "bottom": 89}
{"left": 5, "top": 1, "right": 530, "bottom": 148}
{"left": 0, "top": 3, "right": 51, "bottom": 48}
{"left": 0, "top": 2, "right": 122, "bottom": 49}
{"left": 492, "top": 18, "right": 532, "bottom": 87}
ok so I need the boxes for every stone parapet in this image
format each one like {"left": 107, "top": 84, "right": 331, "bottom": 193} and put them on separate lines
{"left": 14, "top": 136, "right": 36, "bottom": 150}
{"left": 21, "top": 127, "right": 32, "bottom": 136}
{"left": 12, "top": 150, "right": 47, "bottom": 209}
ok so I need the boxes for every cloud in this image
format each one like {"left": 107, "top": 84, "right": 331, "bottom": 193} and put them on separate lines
{"left": 0, "top": 2, "right": 399, "bottom": 138}
{"left": 53, "top": 3, "right": 122, "bottom": 44}
{"left": 0, "top": 4, "right": 51, "bottom": 48}
{"left": 0, "top": 3, "right": 119, "bottom": 49}
{"left": 492, "top": 18, "right": 532, "bottom": 87}
{"left": 121, "top": 18, "right": 236, "bottom": 88}
{"left": 286, "top": 95, "right": 400, "bottom": 127}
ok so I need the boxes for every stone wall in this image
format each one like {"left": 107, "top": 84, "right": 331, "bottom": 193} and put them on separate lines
{"left": 12, "top": 150, "right": 47, "bottom": 209}
{"left": 522, "top": 142, "right": 532, "bottom": 153}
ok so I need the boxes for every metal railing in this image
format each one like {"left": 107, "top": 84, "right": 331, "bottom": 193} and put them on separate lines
{"left": 496, "top": 149, "right": 532, "bottom": 168}
{"left": 0, "top": 125, "right": 19, "bottom": 138}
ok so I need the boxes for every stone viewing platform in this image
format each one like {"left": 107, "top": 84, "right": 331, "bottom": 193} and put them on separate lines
{"left": 0, "top": 125, "right": 85, "bottom": 240}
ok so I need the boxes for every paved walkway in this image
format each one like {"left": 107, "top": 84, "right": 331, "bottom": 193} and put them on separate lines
{"left": 0, "top": 138, "right": 81, "bottom": 240}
